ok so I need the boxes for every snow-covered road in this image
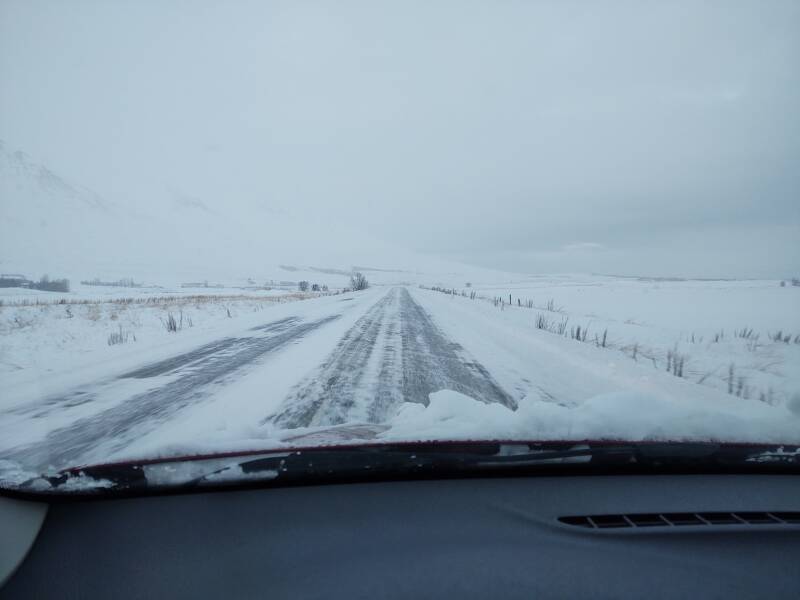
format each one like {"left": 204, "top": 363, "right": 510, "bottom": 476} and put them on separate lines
{"left": 269, "top": 287, "right": 516, "bottom": 429}
{"left": 5, "top": 315, "right": 342, "bottom": 469}
{"left": 2, "top": 287, "right": 516, "bottom": 471}
{"left": 3, "top": 285, "right": 798, "bottom": 477}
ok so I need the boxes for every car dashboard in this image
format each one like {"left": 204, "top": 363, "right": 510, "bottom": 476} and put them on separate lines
{"left": 1, "top": 474, "right": 798, "bottom": 599}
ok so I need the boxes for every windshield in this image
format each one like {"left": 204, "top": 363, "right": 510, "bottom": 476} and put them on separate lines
{"left": 1, "top": 1, "right": 799, "bottom": 493}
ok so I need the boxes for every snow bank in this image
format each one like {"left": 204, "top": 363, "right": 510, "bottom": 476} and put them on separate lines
{"left": 383, "top": 389, "right": 800, "bottom": 444}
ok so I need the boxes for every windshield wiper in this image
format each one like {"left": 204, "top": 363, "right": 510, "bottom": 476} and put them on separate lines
{"left": 21, "top": 441, "right": 794, "bottom": 496}
{"left": 204, "top": 442, "right": 800, "bottom": 483}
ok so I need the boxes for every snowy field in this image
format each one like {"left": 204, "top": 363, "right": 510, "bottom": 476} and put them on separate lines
{"left": 427, "top": 274, "right": 800, "bottom": 407}
{"left": 1, "top": 274, "right": 799, "bottom": 484}
{"left": 0, "top": 283, "right": 331, "bottom": 398}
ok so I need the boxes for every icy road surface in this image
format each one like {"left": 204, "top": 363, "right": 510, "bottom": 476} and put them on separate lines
{"left": 2, "top": 287, "right": 515, "bottom": 471}
{"left": 269, "top": 287, "right": 516, "bottom": 428}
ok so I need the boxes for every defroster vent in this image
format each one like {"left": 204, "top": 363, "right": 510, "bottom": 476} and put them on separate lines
{"left": 558, "top": 512, "right": 800, "bottom": 529}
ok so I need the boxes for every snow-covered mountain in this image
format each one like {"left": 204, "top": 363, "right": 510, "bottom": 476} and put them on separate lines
{"left": 0, "top": 142, "right": 519, "bottom": 286}
{"left": 0, "top": 140, "right": 134, "bottom": 279}
{"left": 0, "top": 142, "right": 109, "bottom": 213}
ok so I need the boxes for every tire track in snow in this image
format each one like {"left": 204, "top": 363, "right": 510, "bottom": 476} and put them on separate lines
{"left": 398, "top": 288, "right": 517, "bottom": 411}
{"left": 7, "top": 314, "right": 340, "bottom": 470}
{"left": 268, "top": 290, "right": 402, "bottom": 428}
{"left": 268, "top": 287, "right": 516, "bottom": 429}
{"left": 5, "top": 317, "right": 302, "bottom": 419}
{"left": 121, "top": 317, "right": 301, "bottom": 379}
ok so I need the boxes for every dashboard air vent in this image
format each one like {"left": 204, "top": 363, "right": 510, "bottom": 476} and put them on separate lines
{"left": 558, "top": 512, "right": 800, "bottom": 529}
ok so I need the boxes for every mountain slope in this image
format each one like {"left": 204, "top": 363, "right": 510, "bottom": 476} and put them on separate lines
{"left": 0, "top": 140, "right": 130, "bottom": 278}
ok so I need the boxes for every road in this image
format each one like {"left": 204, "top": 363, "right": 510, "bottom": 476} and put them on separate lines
{"left": 269, "top": 287, "right": 516, "bottom": 428}
{"left": 4, "top": 287, "right": 516, "bottom": 471}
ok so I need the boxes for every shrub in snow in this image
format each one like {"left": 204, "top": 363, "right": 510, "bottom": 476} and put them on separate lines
{"left": 541, "top": 298, "right": 564, "bottom": 313}
{"left": 666, "top": 348, "right": 686, "bottom": 378}
{"left": 107, "top": 325, "right": 135, "bottom": 346}
{"left": 350, "top": 272, "right": 369, "bottom": 291}
{"left": 570, "top": 324, "right": 589, "bottom": 342}
{"left": 770, "top": 330, "right": 795, "bottom": 343}
{"left": 555, "top": 317, "right": 569, "bottom": 335}
{"left": 164, "top": 312, "right": 178, "bottom": 332}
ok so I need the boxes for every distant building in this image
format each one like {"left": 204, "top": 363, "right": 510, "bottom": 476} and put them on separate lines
{"left": 0, "top": 274, "right": 32, "bottom": 288}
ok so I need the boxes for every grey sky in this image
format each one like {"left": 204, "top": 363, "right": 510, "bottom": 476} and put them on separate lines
{"left": 1, "top": 0, "right": 798, "bottom": 277}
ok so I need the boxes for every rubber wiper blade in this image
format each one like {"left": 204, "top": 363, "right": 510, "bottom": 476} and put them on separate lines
{"left": 228, "top": 442, "right": 799, "bottom": 477}
{"left": 471, "top": 444, "right": 639, "bottom": 466}
{"left": 40, "top": 442, "right": 799, "bottom": 495}
{"left": 225, "top": 443, "right": 639, "bottom": 479}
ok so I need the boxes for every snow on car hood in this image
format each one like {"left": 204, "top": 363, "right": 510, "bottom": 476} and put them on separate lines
{"left": 380, "top": 389, "right": 800, "bottom": 445}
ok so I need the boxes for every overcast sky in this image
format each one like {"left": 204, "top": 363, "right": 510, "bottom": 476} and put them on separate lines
{"left": 1, "top": 0, "right": 798, "bottom": 277}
